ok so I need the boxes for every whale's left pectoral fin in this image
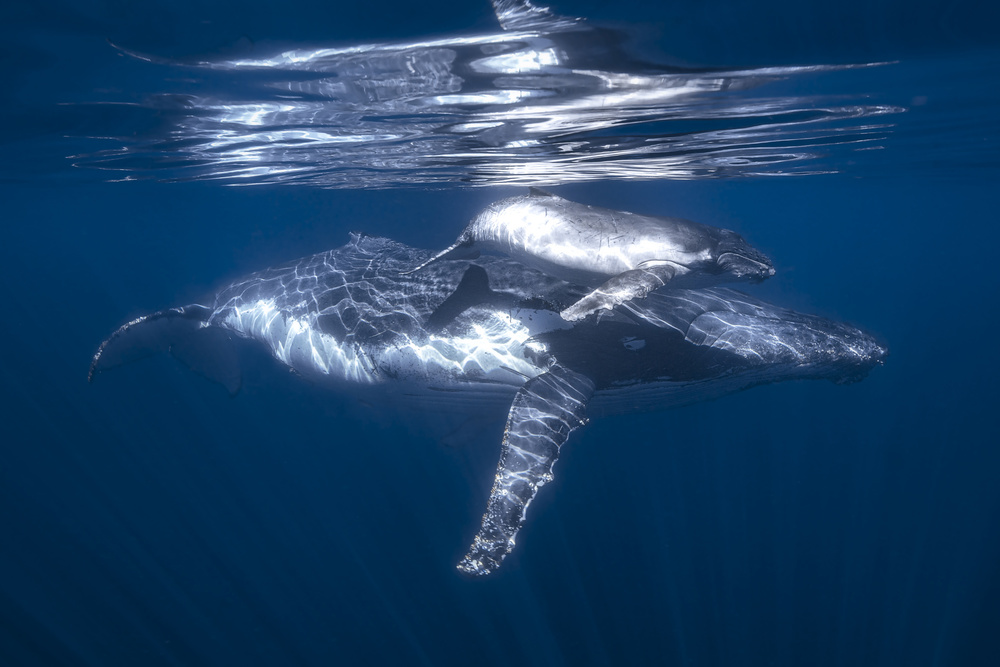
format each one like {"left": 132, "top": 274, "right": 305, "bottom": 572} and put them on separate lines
{"left": 560, "top": 262, "right": 680, "bottom": 321}
{"left": 458, "top": 365, "right": 594, "bottom": 576}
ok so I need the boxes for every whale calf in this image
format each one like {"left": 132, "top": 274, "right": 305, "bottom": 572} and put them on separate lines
{"left": 91, "top": 234, "right": 884, "bottom": 575}
{"left": 409, "top": 189, "right": 775, "bottom": 321}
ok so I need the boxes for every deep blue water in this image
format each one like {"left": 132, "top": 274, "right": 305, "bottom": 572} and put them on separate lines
{"left": 2, "top": 1, "right": 1000, "bottom": 665}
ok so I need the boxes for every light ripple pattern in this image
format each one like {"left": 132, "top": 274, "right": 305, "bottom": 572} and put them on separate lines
{"left": 69, "top": 0, "right": 902, "bottom": 188}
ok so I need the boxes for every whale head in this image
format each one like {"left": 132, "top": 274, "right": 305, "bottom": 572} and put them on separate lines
{"left": 713, "top": 229, "right": 775, "bottom": 283}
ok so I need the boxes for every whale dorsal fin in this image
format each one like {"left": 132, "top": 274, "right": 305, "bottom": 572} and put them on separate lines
{"left": 528, "top": 186, "right": 556, "bottom": 198}
{"left": 426, "top": 264, "right": 560, "bottom": 331}
{"left": 426, "top": 264, "right": 499, "bottom": 331}
{"left": 458, "top": 363, "right": 594, "bottom": 575}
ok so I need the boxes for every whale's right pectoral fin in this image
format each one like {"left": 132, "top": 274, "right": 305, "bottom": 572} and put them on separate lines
{"left": 458, "top": 364, "right": 594, "bottom": 576}
{"left": 560, "top": 262, "right": 681, "bottom": 321}
{"left": 90, "top": 305, "right": 242, "bottom": 395}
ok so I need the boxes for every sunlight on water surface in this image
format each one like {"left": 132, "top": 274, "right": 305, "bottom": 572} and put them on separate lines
{"left": 67, "top": 0, "right": 902, "bottom": 188}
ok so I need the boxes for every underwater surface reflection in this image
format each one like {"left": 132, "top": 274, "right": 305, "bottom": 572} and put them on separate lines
{"left": 69, "top": 0, "right": 900, "bottom": 187}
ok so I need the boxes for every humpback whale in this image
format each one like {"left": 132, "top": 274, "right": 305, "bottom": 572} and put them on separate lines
{"left": 90, "top": 234, "right": 884, "bottom": 575}
{"left": 410, "top": 189, "right": 775, "bottom": 321}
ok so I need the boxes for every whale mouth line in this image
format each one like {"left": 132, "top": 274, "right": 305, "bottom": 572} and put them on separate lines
{"left": 716, "top": 252, "right": 776, "bottom": 281}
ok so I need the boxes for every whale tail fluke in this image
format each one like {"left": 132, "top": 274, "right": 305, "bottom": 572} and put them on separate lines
{"left": 89, "top": 305, "right": 242, "bottom": 395}
{"left": 400, "top": 236, "right": 480, "bottom": 275}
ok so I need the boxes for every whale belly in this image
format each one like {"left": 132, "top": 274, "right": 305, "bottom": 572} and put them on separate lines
{"left": 477, "top": 198, "right": 710, "bottom": 283}
{"left": 216, "top": 297, "right": 547, "bottom": 389}
{"left": 217, "top": 298, "right": 382, "bottom": 384}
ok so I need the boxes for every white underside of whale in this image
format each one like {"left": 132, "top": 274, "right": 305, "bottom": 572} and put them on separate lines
{"left": 219, "top": 298, "right": 560, "bottom": 388}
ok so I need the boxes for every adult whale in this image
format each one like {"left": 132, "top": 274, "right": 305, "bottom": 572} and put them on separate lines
{"left": 90, "top": 234, "right": 884, "bottom": 575}
{"left": 409, "top": 189, "right": 775, "bottom": 321}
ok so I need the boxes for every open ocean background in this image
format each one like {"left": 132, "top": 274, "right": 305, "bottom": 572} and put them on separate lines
{"left": 2, "top": 1, "right": 999, "bottom": 665}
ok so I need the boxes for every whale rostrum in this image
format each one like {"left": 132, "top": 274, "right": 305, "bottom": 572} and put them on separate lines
{"left": 408, "top": 189, "right": 776, "bottom": 321}
{"left": 91, "top": 234, "right": 884, "bottom": 575}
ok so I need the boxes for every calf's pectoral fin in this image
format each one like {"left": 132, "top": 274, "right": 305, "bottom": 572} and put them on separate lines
{"left": 560, "top": 262, "right": 680, "bottom": 321}
{"left": 457, "top": 364, "right": 594, "bottom": 576}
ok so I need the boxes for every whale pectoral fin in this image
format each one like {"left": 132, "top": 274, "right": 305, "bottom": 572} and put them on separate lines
{"left": 560, "top": 263, "right": 681, "bottom": 322}
{"left": 458, "top": 365, "right": 594, "bottom": 576}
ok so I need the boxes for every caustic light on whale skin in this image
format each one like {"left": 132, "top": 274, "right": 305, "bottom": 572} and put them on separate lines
{"left": 90, "top": 234, "right": 884, "bottom": 575}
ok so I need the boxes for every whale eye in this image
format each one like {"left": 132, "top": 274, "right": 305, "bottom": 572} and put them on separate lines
{"left": 620, "top": 336, "right": 646, "bottom": 351}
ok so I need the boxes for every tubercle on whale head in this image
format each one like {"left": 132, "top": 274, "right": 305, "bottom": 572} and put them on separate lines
{"left": 833, "top": 334, "right": 889, "bottom": 384}
{"left": 714, "top": 229, "right": 775, "bottom": 283}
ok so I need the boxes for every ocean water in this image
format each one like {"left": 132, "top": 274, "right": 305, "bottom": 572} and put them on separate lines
{"left": 2, "top": 1, "right": 999, "bottom": 665}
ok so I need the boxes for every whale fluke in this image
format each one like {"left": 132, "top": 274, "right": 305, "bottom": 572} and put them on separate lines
{"left": 458, "top": 364, "right": 594, "bottom": 576}
{"left": 89, "top": 304, "right": 242, "bottom": 395}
